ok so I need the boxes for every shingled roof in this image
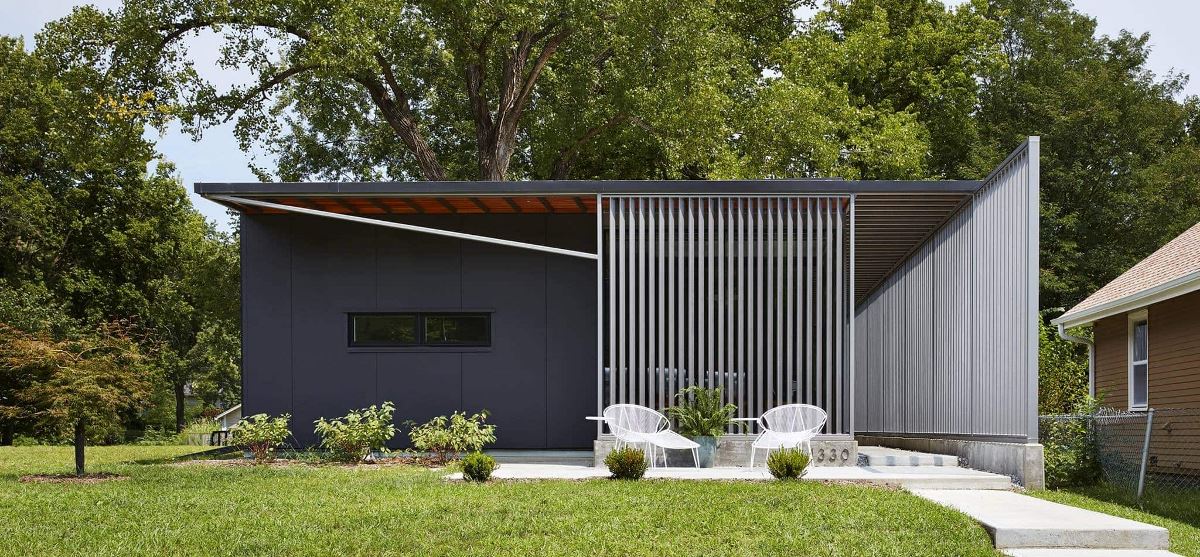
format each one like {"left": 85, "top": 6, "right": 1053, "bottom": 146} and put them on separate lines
{"left": 1054, "top": 221, "right": 1200, "bottom": 327}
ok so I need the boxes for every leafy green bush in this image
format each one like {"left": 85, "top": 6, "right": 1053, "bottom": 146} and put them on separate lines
{"left": 462, "top": 451, "right": 497, "bottom": 482}
{"left": 605, "top": 447, "right": 648, "bottom": 480}
{"left": 1039, "top": 317, "right": 1090, "bottom": 414}
{"left": 232, "top": 413, "right": 291, "bottom": 463}
{"left": 666, "top": 386, "right": 738, "bottom": 438}
{"left": 314, "top": 402, "right": 397, "bottom": 463}
{"left": 408, "top": 410, "right": 496, "bottom": 464}
{"left": 767, "top": 448, "right": 810, "bottom": 480}
{"left": 1041, "top": 396, "right": 1103, "bottom": 488}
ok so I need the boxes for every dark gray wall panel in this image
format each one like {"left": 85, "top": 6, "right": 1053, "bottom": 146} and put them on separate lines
{"left": 546, "top": 216, "right": 599, "bottom": 447}
{"left": 240, "top": 215, "right": 293, "bottom": 420}
{"left": 240, "top": 212, "right": 596, "bottom": 449}
{"left": 377, "top": 352, "right": 462, "bottom": 448}
{"left": 460, "top": 215, "right": 549, "bottom": 449}
{"left": 288, "top": 218, "right": 379, "bottom": 445}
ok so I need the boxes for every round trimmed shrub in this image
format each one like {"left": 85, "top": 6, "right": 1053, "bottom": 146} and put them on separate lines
{"left": 605, "top": 447, "right": 648, "bottom": 480}
{"left": 767, "top": 448, "right": 810, "bottom": 480}
{"left": 462, "top": 451, "right": 497, "bottom": 482}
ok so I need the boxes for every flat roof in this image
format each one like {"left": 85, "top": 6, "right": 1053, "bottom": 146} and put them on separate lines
{"left": 198, "top": 180, "right": 982, "bottom": 301}
{"left": 194, "top": 179, "right": 982, "bottom": 196}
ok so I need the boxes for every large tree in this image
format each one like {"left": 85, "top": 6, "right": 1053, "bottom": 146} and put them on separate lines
{"left": 0, "top": 36, "right": 241, "bottom": 437}
{"left": 978, "top": 0, "right": 1200, "bottom": 309}
{"left": 50, "top": 0, "right": 803, "bottom": 182}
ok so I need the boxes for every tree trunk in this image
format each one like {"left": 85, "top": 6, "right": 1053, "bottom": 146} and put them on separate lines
{"left": 1, "top": 422, "right": 14, "bottom": 446}
{"left": 174, "top": 381, "right": 186, "bottom": 433}
{"left": 74, "top": 419, "right": 86, "bottom": 476}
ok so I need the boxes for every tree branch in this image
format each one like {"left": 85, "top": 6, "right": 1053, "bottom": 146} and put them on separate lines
{"left": 221, "top": 63, "right": 318, "bottom": 121}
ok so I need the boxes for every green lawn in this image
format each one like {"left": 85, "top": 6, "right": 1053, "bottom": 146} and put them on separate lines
{"left": 1033, "top": 485, "right": 1200, "bottom": 557}
{"left": 0, "top": 445, "right": 1001, "bottom": 556}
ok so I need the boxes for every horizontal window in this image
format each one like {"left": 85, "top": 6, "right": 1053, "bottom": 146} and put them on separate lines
{"left": 349, "top": 313, "right": 491, "bottom": 348}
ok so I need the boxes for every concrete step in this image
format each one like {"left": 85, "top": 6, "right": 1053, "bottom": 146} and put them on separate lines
{"left": 912, "top": 490, "right": 1170, "bottom": 551}
{"left": 486, "top": 450, "right": 594, "bottom": 466}
{"left": 859, "top": 446, "right": 958, "bottom": 467}
{"left": 1004, "top": 550, "right": 1183, "bottom": 557}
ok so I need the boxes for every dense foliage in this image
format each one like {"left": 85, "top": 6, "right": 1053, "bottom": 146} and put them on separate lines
{"left": 1038, "top": 317, "right": 1091, "bottom": 415}
{"left": 604, "top": 447, "right": 648, "bottom": 480}
{"left": 1040, "top": 397, "right": 1103, "bottom": 489}
{"left": 461, "top": 451, "right": 498, "bottom": 482}
{"left": 232, "top": 413, "right": 292, "bottom": 463}
{"left": 0, "top": 35, "right": 240, "bottom": 445}
{"left": 666, "top": 387, "right": 738, "bottom": 438}
{"left": 313, "top": 402, "right": 397, "bottom": 463}
{"left": 767, "top": 448, "right": 812, "bottom": 480}
{"left": 407, "top": 411, "right": 497, "bottom": 464}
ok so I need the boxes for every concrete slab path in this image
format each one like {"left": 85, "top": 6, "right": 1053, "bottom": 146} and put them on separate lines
{"left": 446, "top": 463, "right": 1013, "bottom": 489}
{"left": 912, "top": 490, "right": 1171, "bottom": 551}
{"left": 1003, "top": 550, "right": 1183, "bottom": 557}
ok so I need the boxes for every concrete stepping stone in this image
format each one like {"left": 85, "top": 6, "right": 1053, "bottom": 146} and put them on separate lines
{"left": 912, "top": 490, "right": 1170, "bottom": 551}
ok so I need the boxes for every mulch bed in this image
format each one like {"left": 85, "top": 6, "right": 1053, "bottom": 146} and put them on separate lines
{"left": 175, "top": 454, "right": 447, "bottom": 469}
{"left": 19, "top": 473, "right": 127, "bottom": 484}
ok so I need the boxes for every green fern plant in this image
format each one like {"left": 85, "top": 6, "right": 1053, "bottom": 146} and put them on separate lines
{"left": 666, "top": 386, "right": 737, "bottom": 438}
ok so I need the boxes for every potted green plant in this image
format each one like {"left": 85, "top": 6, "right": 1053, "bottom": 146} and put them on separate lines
{"left": 666, "top": 386, "right": 737, "bottom": 467}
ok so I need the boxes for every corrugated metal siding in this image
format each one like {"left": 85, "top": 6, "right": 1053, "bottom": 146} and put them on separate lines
{"left": 854, "top": 139, "right": 1039, "bottom": 440}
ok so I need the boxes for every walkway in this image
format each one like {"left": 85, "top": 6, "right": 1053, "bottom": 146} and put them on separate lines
{"left": 912, "top": 489, "right": 1180, "bottom": 557}
{"left": 446, "top": 462, "right": 1012, "bottom": 489}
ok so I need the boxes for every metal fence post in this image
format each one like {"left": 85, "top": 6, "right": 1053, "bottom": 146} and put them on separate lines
{"left": 1136, "top": 408, "right": 1155, "bottom": 502}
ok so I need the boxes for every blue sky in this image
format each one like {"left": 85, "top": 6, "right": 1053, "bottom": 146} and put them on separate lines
{"left": 3, "top": 1, "right": 1198, "bottom": 232}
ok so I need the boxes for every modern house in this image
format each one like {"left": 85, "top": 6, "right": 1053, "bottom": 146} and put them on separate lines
{"left": 199, "top": 138, "right": 1043, "bottom": 486}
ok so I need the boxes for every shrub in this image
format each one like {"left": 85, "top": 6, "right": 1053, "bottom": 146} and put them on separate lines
{"left": 666, "top": 386, "right": 738, "bottom": 438}
{"left": 314, "top": 402, "right": 397, "bottom": 463}
{"left": 767, "top": 448, "right": 810, "bottom": 480}
{"left": 408, "top": 410, "right": 496, "bottom": 464}
{"left": 605, "top": 447, "right": 648, "bottom": 480}
{"left": 1041, "top": 396, "right": 1103, "bottom": 488}
{"left": 462, "top": 451, "right": 497, "bottom": 482}
{"left": 232, "top": 413, "right": 291, "bottom": 463}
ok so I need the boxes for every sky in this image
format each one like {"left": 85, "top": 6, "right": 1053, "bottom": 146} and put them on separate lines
{"left": 3, "top": 1, "right": 1199, "bottom": 232}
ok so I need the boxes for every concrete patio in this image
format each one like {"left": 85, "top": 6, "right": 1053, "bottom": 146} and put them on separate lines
{"left": 446, "top": 461, "right": 1014, "bottom": 489}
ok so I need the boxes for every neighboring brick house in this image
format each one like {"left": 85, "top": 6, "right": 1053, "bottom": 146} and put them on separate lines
{"left": 1053, "top": 221, "right": 1200, "bottom": 411}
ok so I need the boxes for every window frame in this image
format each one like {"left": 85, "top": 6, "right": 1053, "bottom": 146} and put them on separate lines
{"left": 1127, "top": 309, "right": 1149, "bottom": 411}
{"left": 347, "top": 311, "right": 492, "bottom": 350}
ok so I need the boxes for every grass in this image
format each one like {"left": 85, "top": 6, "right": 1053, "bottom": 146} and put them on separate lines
{"left": 0, "top": 445, "right": 1002, "bottom": 557}
{"left": 1033, "top": 484, "right": 1200, "bottom": 557}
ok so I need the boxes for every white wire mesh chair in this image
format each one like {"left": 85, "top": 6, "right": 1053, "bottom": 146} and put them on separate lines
{"left": 749, "top": 404, "right": 828, "bottom": 468}
{"left": 602, "top": 404, "right": 699, "bottom": 468}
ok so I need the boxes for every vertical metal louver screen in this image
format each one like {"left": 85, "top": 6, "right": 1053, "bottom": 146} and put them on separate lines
{"left": 602, "top": 196, "right": 851, "bottom": 435}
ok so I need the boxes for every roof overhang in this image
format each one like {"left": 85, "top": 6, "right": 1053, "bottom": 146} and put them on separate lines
{"left": 1051, "top": 269, "right": 1200, "bottom": 328}
{"left": 197, "top": 179, "right": 983, "bottom": 301}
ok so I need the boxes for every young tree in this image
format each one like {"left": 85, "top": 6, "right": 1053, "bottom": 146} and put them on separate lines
{"left": 1, "top": 324, "right": 153, "bottom": 475}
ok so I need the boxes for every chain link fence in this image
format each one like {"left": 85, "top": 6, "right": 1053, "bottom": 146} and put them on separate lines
{"left": 1040, "top": 407, "right": 1200, "bottom": 506}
